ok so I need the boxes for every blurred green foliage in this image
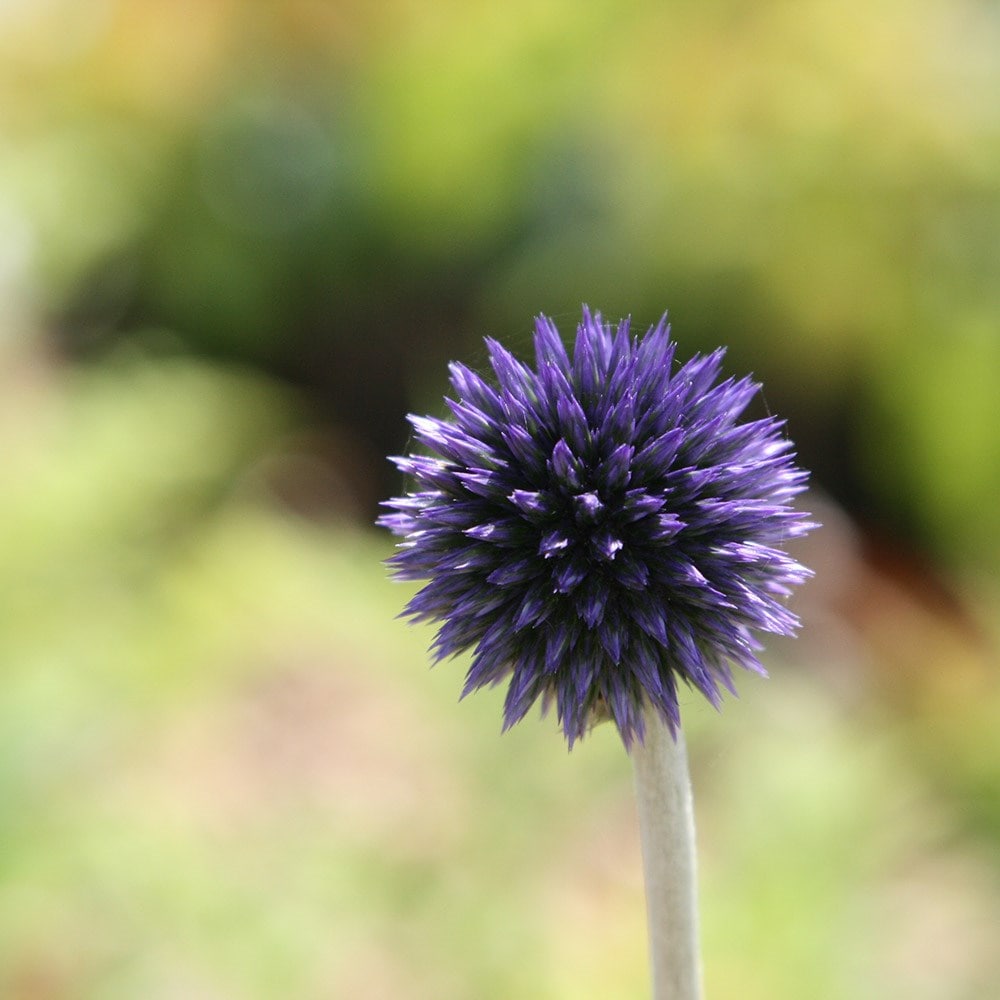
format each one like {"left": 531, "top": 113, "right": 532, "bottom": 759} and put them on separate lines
{"left": 1, "top": 0, "right": 999, "bottom": 996}
{"left": 2, "top": 0, "right": 999, "bottom": 559}
{"left": 1, "top": 352, "right": 998, "bottom": 999}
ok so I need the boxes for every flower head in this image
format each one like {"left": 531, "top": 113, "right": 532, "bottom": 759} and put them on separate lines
{"left": 379, "top": 308, "right": 815, "bottom": 747}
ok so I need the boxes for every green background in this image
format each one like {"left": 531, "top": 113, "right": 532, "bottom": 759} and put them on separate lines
{"left": 1, "top": 1, "right": 998, "bottom": 997}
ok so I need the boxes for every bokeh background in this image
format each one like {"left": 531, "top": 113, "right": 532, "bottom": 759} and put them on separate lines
{"left": 2, "top": 1, "right": 999, "bottom": 997}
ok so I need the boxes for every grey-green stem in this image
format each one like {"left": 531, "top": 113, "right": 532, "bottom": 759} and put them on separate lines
{"left": 631, "top": 713, "right": 702, "bottom": 1000}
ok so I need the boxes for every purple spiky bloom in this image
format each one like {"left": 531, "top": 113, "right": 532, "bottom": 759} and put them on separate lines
{"left": 379, "top": 308, "right": 815, "bottom": 747}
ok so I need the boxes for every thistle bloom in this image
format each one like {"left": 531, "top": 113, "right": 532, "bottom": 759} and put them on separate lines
{"left": 379, "top": 308, "right": 814, "bottom": 747}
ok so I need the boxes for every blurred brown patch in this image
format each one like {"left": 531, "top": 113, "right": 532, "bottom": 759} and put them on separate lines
{"left": 132, "top": 655, "right": 467, "bottom": 860}
{"left": 790, "top": 495, "right": 996, "bottom": 712}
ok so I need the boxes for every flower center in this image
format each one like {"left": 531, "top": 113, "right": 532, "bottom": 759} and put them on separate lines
{"left": 537, "top": 486, "right": 628, "bottom": 595}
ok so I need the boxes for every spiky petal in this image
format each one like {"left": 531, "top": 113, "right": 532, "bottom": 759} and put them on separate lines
{"left": 379, "top": 308, "right": 816, "bottom": 747}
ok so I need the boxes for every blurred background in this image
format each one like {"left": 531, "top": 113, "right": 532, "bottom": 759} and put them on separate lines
{"left": 1, "top": 0, "right": 999, "bottom": 997}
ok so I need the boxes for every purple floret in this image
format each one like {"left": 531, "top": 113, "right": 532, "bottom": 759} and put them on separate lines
{"left": 379, "top": 308, "right": 815, "bottom": 747}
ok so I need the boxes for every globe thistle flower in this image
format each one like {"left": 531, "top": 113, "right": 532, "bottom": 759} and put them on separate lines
{"left": 379, "top": 308, "right": 814, "bottom": 748}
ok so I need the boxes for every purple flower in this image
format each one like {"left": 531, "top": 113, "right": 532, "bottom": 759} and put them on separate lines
{"left": 379, "top": 308, "right": 815, "bottom": 747}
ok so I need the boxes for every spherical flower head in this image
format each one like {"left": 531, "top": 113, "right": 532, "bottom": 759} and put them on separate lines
{"left": 379, "top": 308, "right": 815, "bottom": 747}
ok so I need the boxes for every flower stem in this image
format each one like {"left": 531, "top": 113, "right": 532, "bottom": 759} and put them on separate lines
{"left": 631, "top": 713, "right": 702, "bottom": 1000}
